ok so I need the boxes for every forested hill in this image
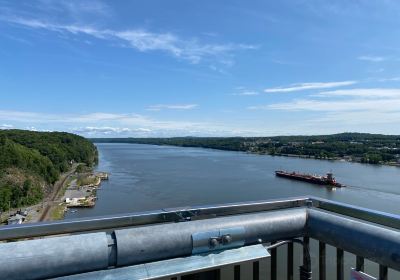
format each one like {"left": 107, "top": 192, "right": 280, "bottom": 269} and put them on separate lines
{"left": 92, "top": 133, "right": 400, "bottom": 165}
{"left": 0, "top": 130, "right": 98, "bottom": 211}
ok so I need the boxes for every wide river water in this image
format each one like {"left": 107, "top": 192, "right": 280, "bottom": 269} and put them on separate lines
{"left": 65, "top": 143, "right": 400, "bottom": 279}
{"left": 67, "top": 143, "right": 400, "bottom": 218}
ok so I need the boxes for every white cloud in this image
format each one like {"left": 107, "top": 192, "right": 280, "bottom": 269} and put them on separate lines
{"left": 248, "top": 87, "right": 400, "bottom": 133}
{"left": 264, "top": 81, "right": 357, "bottom": 93}
{"left": 358, "top": 56, "right": 386, "bottom": 62}
{"left": 1, "top": 16, "right": 257, "bottom": 64}
{"left": 0, "top": 110, "right": 203, "bottom": 130}
{"left": 73, "top": 126, "right": 152, "bottom": 135}
{"left": 379, "top": 77, "right": 400, "bottom": 82}
{"left": 250, "top": 87, "right": 400, "bottom": 126}
{"left": 0, "top": 109, "right": 296, "bottom": 136}
{"left": 252, "top": 88, "right": 400, "bottom": 112}
{"left": 234, "top": 91, "right": 259, "bottom": 96}
{"left": 0, "top": 124, "right": 13, "bottom": 129}
{"left": 267, "top": 98, "right": 400, "bottom": 112}
{"left": 146, "top": 104, "right": 198, "bottom": 111}
{"left": 0, "top": 110, "right": 245, "bottom": 136}
{"left": 310, "top": 111, "right": 400, "bottom": 125}
{"left": 314, "top": 88, "right": 400, "bottom": 98}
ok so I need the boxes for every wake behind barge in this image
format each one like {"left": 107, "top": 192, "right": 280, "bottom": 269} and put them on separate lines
{"left": 275, "top": 170, "right": 345, "bottom": 187}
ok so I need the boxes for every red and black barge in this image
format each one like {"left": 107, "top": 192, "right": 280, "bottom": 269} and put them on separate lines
{"left": 275, "top": 170, "right": 345, "bottom": 187}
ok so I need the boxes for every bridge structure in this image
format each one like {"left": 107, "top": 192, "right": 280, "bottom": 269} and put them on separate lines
{"left": 0, "top": 196, "right": 399, "bottom": 280}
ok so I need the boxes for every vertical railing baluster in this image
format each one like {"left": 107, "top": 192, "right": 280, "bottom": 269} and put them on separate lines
{"left": 336, "top": 248, "right": 344, "bottom": 280}
{"left": 216, "top": 269, "right": 221, "bottom": 280}
{"left": 356, "top": 256, "right": 364, "bottom": 271}
{"left": 319, "top": 241, "right": 326, "bottom": 280}
{"left": 234, "top": 265, "right": 240, "bottom": 280}
{"left": 287, "top": 242, "right": 293, "bottom": 280}
{"left": 303, "top": 236, "right": 310, "bottom": 268}
{"left": 379, "top": 265, "right": 388, "bottom": 280}
{"left": 301, "top": 236, "right": 311, "bottom": 280}
{"left": 271, "top": 242, "right": 277, "bottom": 280}
{"left": 253, "top": 261, "right": 259, "bottom": 280}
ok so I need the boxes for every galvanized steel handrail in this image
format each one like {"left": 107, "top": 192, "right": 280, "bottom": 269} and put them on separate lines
{"left": 0, "top": 196, "right": 308, "bottom": 241}
{"left": 1, "top": 196, "right": 400, "bottom": 241}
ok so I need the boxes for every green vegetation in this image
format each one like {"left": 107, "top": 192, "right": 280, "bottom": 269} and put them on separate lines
{"left": 77, "top": 175, "right": 99, "bottom": 187}
{"left": 0, "top": 130, "right": 98, "bottom": 212}
{"left": 75, "top": 163, "right": 92, "bottom": 173}
{"left": 92, "top": 133, "right": 400, "bottom": 165}
{"left": 50, "top": 204, "right": 66, "bottom": 221}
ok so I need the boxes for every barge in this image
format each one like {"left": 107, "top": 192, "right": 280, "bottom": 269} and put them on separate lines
{"left": 275, "top": 170, "right": 345, "bottom": 187}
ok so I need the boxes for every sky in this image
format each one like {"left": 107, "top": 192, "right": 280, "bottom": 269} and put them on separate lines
{"left": 1, "top": 0, "right": 400, "bottom": 137}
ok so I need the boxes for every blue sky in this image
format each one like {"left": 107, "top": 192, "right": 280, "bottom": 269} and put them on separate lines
{"left": 1, "top": 0, "right": 400, "bottom": 137}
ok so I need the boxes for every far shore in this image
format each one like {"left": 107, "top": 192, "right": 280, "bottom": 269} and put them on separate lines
{"left": 95, "top": 141, "right": 400, "bottom": 168}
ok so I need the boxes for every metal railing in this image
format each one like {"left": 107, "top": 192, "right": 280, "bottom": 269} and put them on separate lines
{"left": 0, "top": 196, "right": 399, "bottom": 280}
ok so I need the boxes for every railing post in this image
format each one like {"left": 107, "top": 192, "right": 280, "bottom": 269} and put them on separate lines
{"left": 271, "top": 242, "right": 277, "bottom": 280}
{"left": 336, "top": 248, "right": 344, "bottom": 280}
{"left": 253, "top": 261, "right": 259, "bottom": 280}
{"left": 287, "top": 242, "right": 294, "bottom": 280}
{"left": 303, "top": 236, "right": 310, "bottom": 269}
{"left": 379, "top": 265, "right": 388, "bottom": 280}
{"left": 234, "top": 265, "right": 240, "bottom": 280}
{"left": 319, "top": 241, "right": 326, "bottom": 280}
{"left": 300, "top": 236, "right": 311, "bottom": 280}
{"left": 356, "top": 256, "right": 364, "bottom": 271}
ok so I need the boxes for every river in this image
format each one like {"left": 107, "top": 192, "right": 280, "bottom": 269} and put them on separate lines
{"left": 67, "top": 143, "right": 400, "bottom": 218}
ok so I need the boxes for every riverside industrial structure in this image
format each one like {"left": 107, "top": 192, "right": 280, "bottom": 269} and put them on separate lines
{"left": 0, "top": 196, "right": 399, "bottom": 280}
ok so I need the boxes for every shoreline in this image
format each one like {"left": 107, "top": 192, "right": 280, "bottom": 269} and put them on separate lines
{"left": 1, "top": 165, "right": 109, "bottom": 225}
{"left": 252, "top": 151, "right": 400, "bottom": 167}
{"left": 96, "top": 142, "right": 400, "bottom": 168}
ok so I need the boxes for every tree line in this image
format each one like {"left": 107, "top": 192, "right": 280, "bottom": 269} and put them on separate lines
{"left": 92, "top": 133, "right": 400, "bottom": 165}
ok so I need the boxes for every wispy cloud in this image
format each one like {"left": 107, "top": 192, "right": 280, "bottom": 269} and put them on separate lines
{"left": 358, "top": 55, "right": 386, "bottom": 62}
{"left": 73, "top": 126, "right": 151, "bottom": 135}
{"left": 146, "top": 104, "right": 198, "bottom": 111}
{"left": 379, "top": 77, "right": 400, "bottom": 82}
{"left": 252, "top": 88, "right": 400, "bottom": 112}
{"left": 0, "top": 15, "right": 257, "bottom": 64}
{"left": 0, "top": 109, "right": 286, "bottom": 136}
{"left": 264, "top": 81, "right": 357, "bottom": 93}
{"left": 0, "top": 110, "right": 217, "bottom": 136}
{"left": 314, "top": 88, "right": 400, "bottom": 98}
{"left": 267, "top": 98, "right": 400, "bottom": 112}
{"left": 233, "top": 91, "right": 259, "bottom": 96}
{"left": 249, "top": 87, "right": 400, "bottom": 131}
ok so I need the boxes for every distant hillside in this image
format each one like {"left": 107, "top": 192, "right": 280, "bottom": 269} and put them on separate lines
{"left": 92, "top": 133, "right": 400, "bottom": 165}
{"left": 0, "top": 130, "right": 98, "bottom": 211}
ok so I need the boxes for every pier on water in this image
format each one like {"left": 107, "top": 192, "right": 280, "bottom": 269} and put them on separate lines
{"left": 0, "top": 196, "right": 399, "bottom": 280}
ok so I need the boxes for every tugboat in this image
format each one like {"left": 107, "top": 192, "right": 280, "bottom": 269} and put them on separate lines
{"left": 275, "top": 170, "right": 345, "bottom": 187}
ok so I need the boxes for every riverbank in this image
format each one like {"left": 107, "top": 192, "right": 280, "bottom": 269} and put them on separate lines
{"left": 0, "top": 165, "right": 109, "bottom": 225}
{"left": 45, "top": 170, "right": 109, "bottom": 221}
{"left": 252, "top": 151, "right": 400, "bottom": 167}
